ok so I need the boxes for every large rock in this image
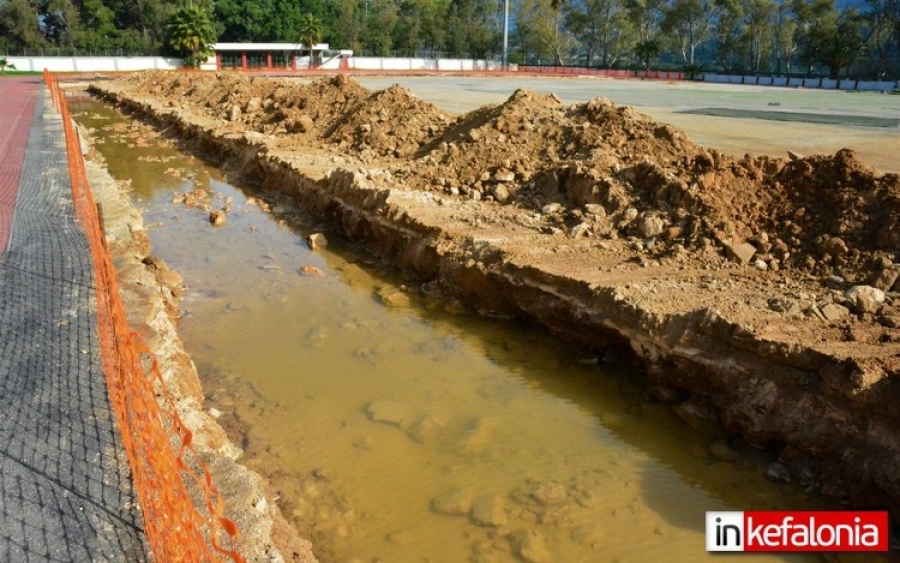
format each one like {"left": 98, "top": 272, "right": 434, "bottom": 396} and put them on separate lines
{"left": 638, "top": 214, "right": 665, "bottom": 238}
{"left": 508, "top": 530, "right": 551, "bottom": 563}
{"left": 430, "top": 489, "right": 472, "bottom": 516}
{"left": 570, "top": 524, "right": 605, "bottom": 548}
{"left": 376, "top": 287, "right": 412, "bottom": 307}
{"left": 726, "top": 242, "right": 756, "bottom": 265}
{"left": 821, "top": 236, "right": 849, "bottom": 258}
{"left": 245, "top": 96, "right": 262, "bottom": 113}
{"left": 821, "top": 303, "right": 850, "bottom": 321}
{"left": 470, "top": 495, "right": 507, "bottom": 527}
{"left": 307, "top": 232, "right": 328, "bottom": 250}
{"left": 209, "top": 210, "right": 226, "bottom": 226}
{"left": 296, "top": 114, "right": 315, "bottom": 133}
{"left": 846, "top": 285, "right": 885, "bottom": 314}
{"left": 493, "top": 184, "right": 511, "bottom": 204}
{"left": 874, "top": 265, "right": 900, "bottom": 292}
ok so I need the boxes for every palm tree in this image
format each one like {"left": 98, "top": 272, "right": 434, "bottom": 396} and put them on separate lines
{"left": 298, "top": 14, "right": 324, "bottom": 66}
{"left": 634, "top": 38, "right": 660, "bottom": 70}
{"left": 166, "top": 6, "right": 217, "bottom": 68}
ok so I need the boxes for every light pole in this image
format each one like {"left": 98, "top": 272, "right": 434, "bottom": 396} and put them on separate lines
{"left": 502, "top": 0, "right": 509, "bottom": 68}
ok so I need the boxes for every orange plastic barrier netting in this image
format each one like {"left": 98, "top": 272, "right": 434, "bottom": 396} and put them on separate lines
{"left": 43, "top": 71, "right": 245, "bottom": 563}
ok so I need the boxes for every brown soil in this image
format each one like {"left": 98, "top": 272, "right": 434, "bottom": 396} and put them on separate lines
{"left": 128, "top": 71, "right": 900, "bottom": 285}
{"left": 92, "top": 71, "right": 900, "bottom": 530}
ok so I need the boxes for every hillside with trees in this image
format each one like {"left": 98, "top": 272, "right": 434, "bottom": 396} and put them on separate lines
{"left": 1, "top": 0, "right": 898, "bottom": 78}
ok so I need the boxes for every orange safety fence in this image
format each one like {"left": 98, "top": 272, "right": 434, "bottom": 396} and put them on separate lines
{"left": 43, "top": 70, "right": 245, "bottom": 563}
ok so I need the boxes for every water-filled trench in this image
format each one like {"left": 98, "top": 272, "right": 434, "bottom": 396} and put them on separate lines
{"left": 73, "top": 99, "right": 830, "bottom": 563}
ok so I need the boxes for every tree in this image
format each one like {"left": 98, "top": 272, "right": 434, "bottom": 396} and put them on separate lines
{"left": 392, "top": 0, "right": 447, "bottom": 55}
{"left": 298, "top": 13, "right": 323, "bottom": 47}
{"left": 214, "top": 0, "right": 283, "bottom": 41}
{"left": 329, "top": 0, "right": 364, "bottom": 51}
{"left": 0, "top": 0, "right": 45, "bottom": 52}
{"left": 517, "top": 0, "right": 576, "bottom": 63}
{"left": 565, "top": 0, "right": 630, "bottom": 66}
{"left": 625, "top": 0, "right": 665, "bottom": 44}
{"left": 298, "top": 13, "right": 324, "bottom": 59}
{"left": 361, "top": 0, "right": 399, "bottom": 55}
{"left": 661, "top": 0, "right": 717, "bottom": 65}
{"left": 165, "top": 5, "right": 216, "bottom": 66}
{"left": 445, "top": 0, "right": 499, "bottom": 58}
{"left": 634, "top": 36, "right": 660, "bottom": 68}
{"left": 791, "top": 0, "right": 878, "bottom": 77}
{"left": 714, "top": 0, "right": 744, "bottom": 71}
{"left": 773, "top": 2, "right": 796, "bottom": 74}
{"left": 743, "top": 0, "right": 776, "bottom": 73}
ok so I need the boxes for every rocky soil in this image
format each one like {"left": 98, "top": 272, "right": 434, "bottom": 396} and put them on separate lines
{"left": 89, "top": 71, "right": 900, "bottom": 534}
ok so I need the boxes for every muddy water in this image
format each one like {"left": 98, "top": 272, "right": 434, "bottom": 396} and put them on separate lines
{"left": 73, "top": 101, "right": 831, "bottom": 563}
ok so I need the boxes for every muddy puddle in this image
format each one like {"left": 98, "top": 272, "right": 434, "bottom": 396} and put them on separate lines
{"left": 72, "top": 100, "right": 836, "bottom": 563}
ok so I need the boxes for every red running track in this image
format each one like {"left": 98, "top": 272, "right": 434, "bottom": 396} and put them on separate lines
{"left": 0, "top": 77, "right": 39, "bottom": 259}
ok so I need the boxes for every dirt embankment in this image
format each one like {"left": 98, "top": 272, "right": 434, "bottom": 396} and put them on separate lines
{"left": 90, "top": 72, "right": 900, "bottom": 522}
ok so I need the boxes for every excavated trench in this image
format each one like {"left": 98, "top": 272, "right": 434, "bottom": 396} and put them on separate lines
{"left": 84, "top": 74, "right": 900, "bottom": 558}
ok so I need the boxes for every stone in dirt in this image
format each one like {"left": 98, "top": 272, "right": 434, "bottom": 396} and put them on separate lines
{"left": 209, "top": 210, "right": 226, "bottom": 226}
{"left": 430, "top": 488, "right": 472, "bottom": 516}
{"left": 727, "top": 242, "right": 756, "bottom": 265}
{"left": 307, "top": 233, "right": 328, "bottom": 250}
{"left": 638, "top": 214, "right": 665, "bottom": 238}
{"left": 376, "top": 287, "right": 412, "bottom": 308}
{"left": 570, "top": 524, "right": 604, "bottom": 548}
{"left": 846, "top": 285, "right": 885, "bottom": 314}
{"left": 299, "top": 265, "right": 326, "bottom": 277}
{"left": 470, "top": 495, "right": 507, "bottom": 527}
{"left": 406, "top": 414, "right": 447, "bottom": 443}
{"left": 820, "top": 303, "right": 850, "bottom": 322}
{"left": 528, "top": 481, "right": 569, "bottom": 506}
{"left": 365, "top": 400, "right": 410, "bottom": 428}
{"left": 508, "top": 529, "right": 552, "bottom": 563}
{"left": 874, "top": 265, "right": 900, "bottom": 292}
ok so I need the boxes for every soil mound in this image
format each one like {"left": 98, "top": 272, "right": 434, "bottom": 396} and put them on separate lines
{"left": 325, "top": 84, "right": 450, "bottom": 158}
{"left": 402, "top": 89, "right": 768, "bottom": 256}
{"left": 112, "top": 71, "right": 900, "bottom": 284}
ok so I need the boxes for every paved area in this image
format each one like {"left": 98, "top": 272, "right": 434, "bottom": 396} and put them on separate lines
{"left": 0, "top": 77, "right": 148, "bottom": 562}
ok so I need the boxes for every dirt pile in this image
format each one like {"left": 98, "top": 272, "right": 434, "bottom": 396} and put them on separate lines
{"left": 115, "top": 71, "right": 900, "bottom": 286}
{"left": 125, "top": 71, "right": 447, "bottom": 157}
{"left": 325, "top": 84, "right": 450, "bottom": 157}
{"left": 402, "top": 88, "right": 900, "bottom": 285}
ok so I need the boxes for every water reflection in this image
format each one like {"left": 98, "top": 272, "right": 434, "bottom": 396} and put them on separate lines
{"left": 73, "top": 100, "right": 832, "bottom": 563}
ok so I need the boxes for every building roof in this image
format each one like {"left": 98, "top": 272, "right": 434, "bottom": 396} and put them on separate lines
{"left": 213, "top": 42, "right": 330, "bottom": 52}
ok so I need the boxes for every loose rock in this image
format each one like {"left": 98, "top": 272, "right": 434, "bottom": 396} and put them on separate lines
{"left": 470, "top": 495, "right": 507, "bottom": 527}
{"left": 727, "top": 242, "right": 756, "bottom": 265}
{"left": 209, "top": 210, "right": 226, "bottom": 226}
{"left": 307, "top": 232, "right": 328, "bottom": 250}
{"left": 508, "top": 529, "right": 551, "bottom": 563}
{"left": 820, "top": 303, "right": 850, "bottom": 321}
{"left": 430, "top": 489, "right": 472, "bottom": 516}
{"left": 365, "top": 400, "right": 409, "bottom": 428}
{"left": 299, "top": 265, "right": 326, "bottom": 276}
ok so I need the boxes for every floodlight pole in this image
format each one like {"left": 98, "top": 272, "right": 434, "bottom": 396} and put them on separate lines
{"left": 502, "top": 0, "right": 509, "bottom": 68}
